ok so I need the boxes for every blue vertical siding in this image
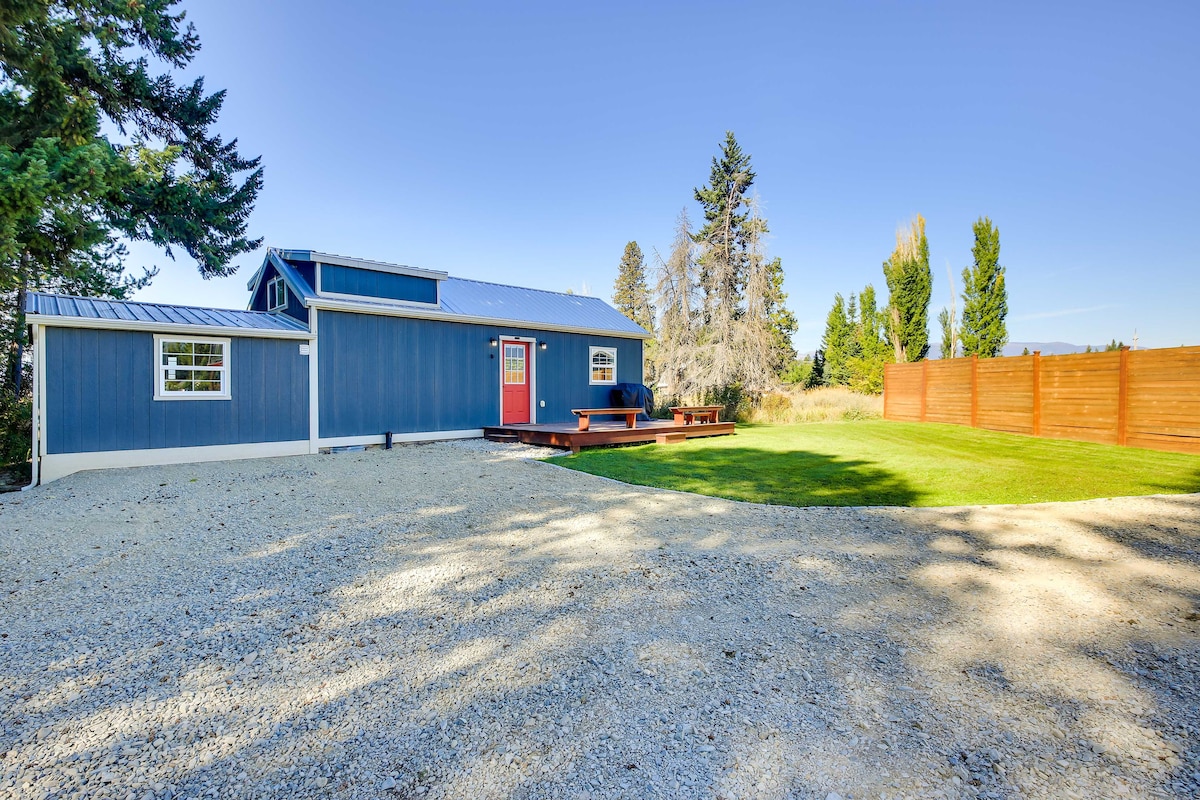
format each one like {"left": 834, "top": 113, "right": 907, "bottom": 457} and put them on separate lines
{"left": 320, "top": 265, "right": 439, "bottom": 304}
{"left": 44, "top": 327, "right": 309, "bottom": 454}
{"left": 318, "top": 310, "right": 643, "bottom": 438}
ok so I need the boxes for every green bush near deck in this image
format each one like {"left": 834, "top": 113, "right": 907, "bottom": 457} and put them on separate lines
{"left": 552, "top": 420, "right": 1200, "bottom": 507}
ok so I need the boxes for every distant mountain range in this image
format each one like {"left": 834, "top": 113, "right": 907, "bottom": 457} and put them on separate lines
{"left": 1002, "top": 341, "right": 1094, "bottom": 356}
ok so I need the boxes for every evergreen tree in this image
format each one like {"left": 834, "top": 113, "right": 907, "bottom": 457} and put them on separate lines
{"left": 1022, "top": 347, "right": 1030, "bottom": 356}
{"left": 820, "top": 294, "right": 852, "bottom": 386}
{"left": 804, "top": 350, "right": 826, "bottom": 389}
{"left": 1104, "top": 339, "right": 1126, "bottom": 352}
{"left": 764, "top": 257, "right": 798, "bottom": 374}
{"left": 1, "top": 1, "right": 263, "bottom": 400}
{"left": 847, "top": 284, "right": 890, "bottom": 393}
{"left": 612, "top": 241, "right": 654, "bottom": 333}
{"left": 883, "top": 215, "right": 932, "bottom": 362}
{"left": 693, "top": 131, "right": 754, "bottom": 323}
{"left": 959, "top": 217, "right": 1008, "bottom": 358}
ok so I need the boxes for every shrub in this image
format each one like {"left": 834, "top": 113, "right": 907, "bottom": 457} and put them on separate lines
{"left": 744, "top": 386, "right": 883, "bottom": 425}
{"left": 0, "top": 393, "right": 32, "bottom": 466}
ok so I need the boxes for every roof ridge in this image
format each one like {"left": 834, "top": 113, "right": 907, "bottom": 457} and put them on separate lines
{"left": 446, "top": 276, "right": 603, "bottom": 301}
{"left": 29, "top": 290, "right": 285, "bottom": 318}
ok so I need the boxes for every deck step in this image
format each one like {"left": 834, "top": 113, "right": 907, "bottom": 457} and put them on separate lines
{"left": 485, "top": 432, "right": 521, "bottom": 443}
{"left": 655, "top": 432, "right": 688, "bottom": 445}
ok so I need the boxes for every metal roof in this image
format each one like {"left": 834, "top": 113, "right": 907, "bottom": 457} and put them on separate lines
{"left": 25, "top": 292, "right": 311, "bottom": 333}
{"left": 439, "top": 278, "right": 649, "bottom": 337}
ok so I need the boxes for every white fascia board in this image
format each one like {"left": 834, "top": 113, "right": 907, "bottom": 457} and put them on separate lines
{"left": 39, "top": 440, "right": 310, "bottom": 483}
{"left": 305, "top": 297, "right": 653, "bottom": 340}
{"left": 282, "top": 250, "right": 448, "bottom": 281}
{"left": 245, "top": 258, "right": 267, "bottom": 292}
{"left": 29, "top": 314, "right": 314, "bottom": 340}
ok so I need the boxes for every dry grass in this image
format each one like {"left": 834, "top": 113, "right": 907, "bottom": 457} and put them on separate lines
{"left": 746, "top": 386, "right": 883, "bottom": 424}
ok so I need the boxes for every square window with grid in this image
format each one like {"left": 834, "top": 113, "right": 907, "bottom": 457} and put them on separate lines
{"left": 155, "top": 336, "right": 230, "bottom": 399}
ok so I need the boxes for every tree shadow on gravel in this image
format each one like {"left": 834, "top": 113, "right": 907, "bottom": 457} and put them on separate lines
{"left": 1, "top": 448, "right": 1199, "bottom": 800}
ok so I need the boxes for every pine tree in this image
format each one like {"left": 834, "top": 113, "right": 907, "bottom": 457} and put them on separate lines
{"left": 820, "top": 294, "right": 853, "bottom": 386}
{"left": 612, "top": 242, "right": 655, "bottom": 333}
{"left": 765, "top": 257, "right": 798, "bottom": 374}
{"left": 883, "top": 215, "right": 932, "bottom": 362}
{"left": 693, "top": 131, "right": 755, "bottom": 324}
{"left": 1, "top": 1, "right": 263, "bottom": 401}
{"left": 959, "top": 217, "right": 1008, "bottom": 358}
{"left": 1104, "top": 339, "right": 1126, "bottom": 352}
{"left": 804, "top": 350, "right": 826, "bottom": 389}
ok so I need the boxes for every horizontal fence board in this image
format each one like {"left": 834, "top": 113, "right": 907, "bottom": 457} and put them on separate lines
{"left": 882, "top": 346, "right": 1200, "bottom": 454}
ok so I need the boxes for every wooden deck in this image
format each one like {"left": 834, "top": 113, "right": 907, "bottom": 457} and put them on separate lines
{"left": 483, "top": 418, "right": 735, "bottom": 452}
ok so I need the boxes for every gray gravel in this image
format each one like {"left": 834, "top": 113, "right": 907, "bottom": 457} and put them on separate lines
{"left": 1, "top": 439, "right": 1198, "bottom": 800}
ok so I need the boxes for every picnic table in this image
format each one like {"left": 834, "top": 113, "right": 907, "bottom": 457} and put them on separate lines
{"left": 670, "top": 405, "right": 723, "bottom": 425}
{"left": 571, "top": 407, "right": 641, "bottom": 432}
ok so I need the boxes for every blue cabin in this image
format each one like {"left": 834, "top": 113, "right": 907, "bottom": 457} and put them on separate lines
{"left": 24, "top": 248, "right": 650, "bottom": 483}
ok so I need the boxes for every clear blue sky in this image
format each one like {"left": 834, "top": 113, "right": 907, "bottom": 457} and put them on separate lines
{"left": 131, "top": 0, "right": 1199, "bottom": 353}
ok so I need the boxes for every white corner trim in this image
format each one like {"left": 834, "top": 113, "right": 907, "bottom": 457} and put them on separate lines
{"left": 38, "top": 440, "right": 311, "bottom": 484}
{"left": 28, "top": 314, "right": 313, "bottom": 340}
{"left": 308, "top": 309, "right": 320, "bottom": 454}
{"left": 305, "top": 297, "right": 652, "bottom": 340}
{"left": 317, "top": 429, "right": 484, "bottom": 449}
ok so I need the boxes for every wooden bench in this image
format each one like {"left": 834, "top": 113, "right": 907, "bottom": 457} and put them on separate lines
{"left": 571, "top": 407, "right": 641, "bottom": 432}
{"left": 670, "top": 405, "right": 723, "bottom": 425}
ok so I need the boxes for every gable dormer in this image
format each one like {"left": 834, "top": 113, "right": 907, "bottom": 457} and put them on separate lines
{"left": 281, "top": 249, "right": 447, "bottom": 307}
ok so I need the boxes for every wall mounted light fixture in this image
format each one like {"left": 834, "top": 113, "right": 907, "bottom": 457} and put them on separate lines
{"left": 489, "top": 337, "right": 498, "bottom": 347}
{"left": 539, "top": 341, "right": 548, "bottom": 350}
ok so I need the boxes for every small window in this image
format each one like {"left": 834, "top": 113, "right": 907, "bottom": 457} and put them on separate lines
{"left": 267, "top": 276, "right": 287, "bottom": 311}
{"left": 155, "top": 336, "right": 231, "bottom": 400}
{"left": 590, "top": 346, "right": 616, "bottom": 385}
{"left": 504, "top": 343, "right": 526, "bottom": 384}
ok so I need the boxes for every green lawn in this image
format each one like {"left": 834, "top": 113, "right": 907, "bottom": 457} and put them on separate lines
{"left": 551, "top": 420, "right": 1200, "bottom": 507}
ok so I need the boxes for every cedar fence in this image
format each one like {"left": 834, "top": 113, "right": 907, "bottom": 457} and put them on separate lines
{"left": 883, "top": 345, "right": 1200, "bottom": 454}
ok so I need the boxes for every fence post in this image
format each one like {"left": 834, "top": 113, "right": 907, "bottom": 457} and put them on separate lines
{"left": 920, "top": 359, "right": 929, "bottom": 422}
{"left": 1032, "top": 351, "right": 1042, "bottom": 437}
{"left": 970, "top": 354, "right": 979, "bottom": 427}
{"left": 1117, "top": 346, "right": 1130, "bottom": 446}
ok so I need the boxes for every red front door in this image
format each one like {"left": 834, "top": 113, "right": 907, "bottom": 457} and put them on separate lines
{"left": 501, "top": 341, "right": 531, "bottom": 424}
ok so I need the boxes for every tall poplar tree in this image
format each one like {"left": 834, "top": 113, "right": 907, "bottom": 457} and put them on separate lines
{"left": 883, "top": 215, "right": 932, "bottom": 362}
{"left": 1, "top": 1, "right": 263, "bottom": 402}
{"left": 653, "top": 210, "right": 700, "bottom": 399}
{"left": 959, "top": 217, "right": 1008, "bottom": 358}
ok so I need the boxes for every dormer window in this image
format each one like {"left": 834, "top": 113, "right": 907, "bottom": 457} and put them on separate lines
{"left": 267, "top": 276, "right": 286, "bottom": 311}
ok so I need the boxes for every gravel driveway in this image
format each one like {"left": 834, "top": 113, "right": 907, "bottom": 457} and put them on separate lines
{"left": 2, "top": 440, "right": 1198, "bottom": 800}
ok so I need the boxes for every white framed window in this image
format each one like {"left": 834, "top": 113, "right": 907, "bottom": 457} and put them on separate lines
{"left": 154, "top": 335, "right": 231, "bottom": 400}
{"left": 267, "top": 276, "right": 287, "bottom": 311}
{"left": 589, "top": 346, "right": 617, "bottom": 385}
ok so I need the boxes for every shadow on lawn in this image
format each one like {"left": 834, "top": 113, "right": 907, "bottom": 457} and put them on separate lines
{"left": 564, "top": 445, "right": 921, "bottom": 508}
{"left": 2, "top": 448, "right": 1199, "bottom": 799}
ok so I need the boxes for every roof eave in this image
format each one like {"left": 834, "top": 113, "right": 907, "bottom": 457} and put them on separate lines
{"left": 26, "top": 313, "right": 314, "bottom": 340}
{"left": 305, "top": 296, "right": 652, "bottom": 339}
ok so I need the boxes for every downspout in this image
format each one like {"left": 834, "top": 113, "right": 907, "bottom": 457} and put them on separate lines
{"left": 22, "top": 323, "right": 40, "bottom": 490}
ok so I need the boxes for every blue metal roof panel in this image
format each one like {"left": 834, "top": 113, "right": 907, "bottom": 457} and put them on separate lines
{"left": 439, "top": 278, "right": 649, "bottom": 336}
{"left": 25, "top": 292, "right": 310, "bottom": 333}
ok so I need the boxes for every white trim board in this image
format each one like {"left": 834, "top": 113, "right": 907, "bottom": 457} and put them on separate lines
{"left": 317, "top": 429, "right": 483, "bottom": 449}
{"left": 306, "top": 297, "right": 652, "bottom": 340}
{"left": 28, "top": 314, "right": 313, "bottom": 340}
{"left": 39, "top": 440, "right": 310, "bottom": 483}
